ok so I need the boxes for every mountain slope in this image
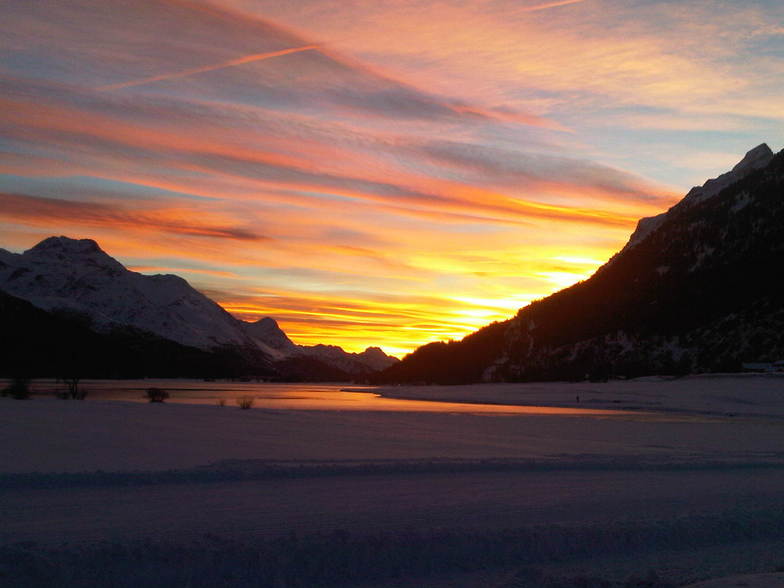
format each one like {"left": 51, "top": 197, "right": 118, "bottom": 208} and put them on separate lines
{"left": 243, "top": 317, "right": 299, "bottom": 359}
{"left": 0, "top": 236, "right": 397, "bottom": 379}
{"left": 0, "top": 237, "right": 255, "bottom": 351}
{"left": 619, "top": 143, "right": 773, "bottom": 252}
{"left": 0, "top": 289, "right": 266, "bottom": 379}
{"left": 379, "top": 144, "right": 784, "bottom": 384}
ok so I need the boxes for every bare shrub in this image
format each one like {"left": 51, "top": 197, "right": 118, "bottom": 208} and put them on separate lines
{"left": 145, "top": 388, "right": 169, "bottom": 403}
{"left": 59, "top": 376, "right": 86, "bottom": 400}
{"left": 2, "top": 377, "right": 31, "bottom": 400}
{"left": 236, "top": 396, "right": 255, "bottom": 410}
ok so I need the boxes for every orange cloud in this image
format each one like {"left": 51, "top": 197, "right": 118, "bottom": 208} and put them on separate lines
{"left": 6, "top": 0, "right": 772, "bottom": 356}
{"left": 0, "top": 83, "right": 657, "bottom": 233}
{"left": 0, "top": 192, "right": 267, "bottom": 242}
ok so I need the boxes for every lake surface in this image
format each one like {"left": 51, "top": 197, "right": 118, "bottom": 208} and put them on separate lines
{"left": 24, "top": 379, "right": 629, "bottom": 416}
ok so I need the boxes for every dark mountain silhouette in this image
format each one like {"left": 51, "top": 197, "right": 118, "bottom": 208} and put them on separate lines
{"left": 377, "top": 144, "right": 784, "bottom": 384}
{"left": 243, "top": 316, "right": 398, "bottom": 374}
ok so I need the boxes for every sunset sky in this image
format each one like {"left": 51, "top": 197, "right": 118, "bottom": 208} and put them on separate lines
{"left": 1, "top": 0, "right": 782, "bottom": 355}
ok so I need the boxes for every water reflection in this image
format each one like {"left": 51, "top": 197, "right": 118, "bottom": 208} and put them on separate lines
{"left": 27, "top": 379, "right": 630, "bottom": 416}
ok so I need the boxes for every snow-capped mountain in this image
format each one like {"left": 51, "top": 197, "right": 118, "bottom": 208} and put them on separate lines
{"left": 621, "top": 144, "right": 774, "bottom": 251}
{"left": 0, "top": 237, "right": 255, "bottom": 351}
{"left": 0, "top": 236, "right": 397, "bottom": 378}
{"left": 379, "top": 143, "right": 784, "bottom": 384}
{"left": 0, "top": 287, "right": 253, "bottom": 379}
{"left": 243, "top": 317, "right": 299, "bottom": 359}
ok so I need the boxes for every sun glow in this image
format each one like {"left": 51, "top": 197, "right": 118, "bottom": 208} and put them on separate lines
{"left": 1, "top": 0, "right": 780, "bottom": 355}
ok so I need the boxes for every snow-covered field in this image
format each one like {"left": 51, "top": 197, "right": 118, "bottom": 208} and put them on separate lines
{"left": 2, "top": 374, "right": 784, "bottom": 586}
{"left": 687, "top": 573, "right": 784, "bottom": 587}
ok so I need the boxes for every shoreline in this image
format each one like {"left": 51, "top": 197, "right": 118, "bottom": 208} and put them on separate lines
{"left": 371, "top": 373, "right": 784, "bottom": 419}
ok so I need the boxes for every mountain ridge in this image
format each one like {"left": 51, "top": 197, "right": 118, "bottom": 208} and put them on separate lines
{"left": 377, "top": 143, "right": 784, "bottom": 384}
{"left": 620, "top": 143, "right": 774, "bottom": 252}
{"left": 242, "top": 315, "right": 395, "bottom": 372}
{"left": 0, "top": 237, "right": 398, "bottom": 379}
{"left": 0, "top": 236, "right": 256, "bottom": 351}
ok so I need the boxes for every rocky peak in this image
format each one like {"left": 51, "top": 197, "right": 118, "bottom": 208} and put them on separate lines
{"left": 620, "top": 143, "right": 776, "bottom": 253}
{"left": 243, "top": 316, "right": 297, "bottom": 352}
{"left": 28, "top": 236, "right": 100, "bottom": 255}
{"left": 681, "top": 143, "right": 774, "bottom": 208}
{"left": 360, "top": 346, "right": 387, "bottom": 359}
{"left": 731, "top": 143, "right": 773, "bottom": 175}
{"left": 24, "top": 236, "right": 124, "bottom": 272}
{"left": 357, "top": 346, "right": 399, "bottom": 370}
{"left": 256, "top": 317, "right": 279, "bottom": 329}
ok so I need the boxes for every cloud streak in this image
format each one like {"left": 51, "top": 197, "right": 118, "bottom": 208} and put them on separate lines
{"left": 518, "top": 0, "right": 586, "bottom": 13}
{"left": 0, "top": 192, "right": 268, "bottom": 242}
{"left": 2, "top": 0, "right": 780, "bottom": 353}
{"left": 97, "top": 45, "right": 321, "bottom": 91}
{"left": 0, "top": 76, "right": 652, "bottom": 230}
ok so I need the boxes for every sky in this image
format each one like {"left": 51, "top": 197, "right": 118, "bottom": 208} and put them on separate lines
{"left": 1, "top": 0, "right": 782, "bottom": 355}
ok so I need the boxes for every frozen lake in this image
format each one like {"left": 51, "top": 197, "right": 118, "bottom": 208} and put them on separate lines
{"left": 4, "top": 375, "right": 784, "bottom": 586}
{"left": 21, "top": 378, "right": 632, "bottom": 416}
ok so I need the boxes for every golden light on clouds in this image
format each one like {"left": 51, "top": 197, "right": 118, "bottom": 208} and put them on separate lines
{"left": 0, "top": 0, "right": 781, "bottom": 354}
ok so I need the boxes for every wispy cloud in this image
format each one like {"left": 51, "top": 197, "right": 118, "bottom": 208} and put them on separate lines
{"left": 517, "top": 0, "right": 586, "bottom": 13}
{"left": 0, "top": 192, "right": 268, "bottom": 242}
{"left": 0, "top": 76, "right": 646, "bottom": 229}
{"left": 1, "top": 0, "right": 780, "bottom": 353}
{"left": 416, "top": 140, "right": 674, "bottom": 203}
{"left": 97, "top": 45, "right": 320, "bottom": 91}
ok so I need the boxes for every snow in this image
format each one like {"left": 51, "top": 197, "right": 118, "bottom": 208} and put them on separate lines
{"left": 687, "top": 573, "right": 784, "bottom": 587}
{"left": 625, "top": 211, "right": 667, "bottom": 248}
{"left": 3, "top": 461, "right": 784, "bottom": 546}
{"left": 243, "top": 317, "right": 298, "bottom": 358}
{"left": 0, "top": 237, "right": 252, "bottom": 350}
{"left": 0, "top": 236, "right": 398, "bottom": 371}
{"left": 617, "top": 144, "right": 774, "bottom": 257}
{"left": 375, "top": 373, "right": 784, "bottom": 419}
{"left": 3, "top": 376, "right": 784, "bottom": 584}
{"left": 681, "top": 143, "right": 774, "bottom": 207}
{"left": 1, "top": 375, "right": 783, "bottom": 475}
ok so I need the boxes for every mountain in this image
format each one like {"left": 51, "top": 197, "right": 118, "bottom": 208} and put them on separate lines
{"left": 0, "top": 237, "right": 397, "bottom": 379}
{"left": 378, "top": 144, "right": 784, "bottom": 384}
{"left": 243, "top": 317, "right": 299, "bottom": 359}
{"left": 0, "top": 236, "right": 255, "bottom": 351}
{"left": 296, "top": 344, "right": 400, "bottom": 373}
{"left": 619, "top": 143, "right": 774, "bottom": 253}
{"left": 0, "top": 289, "right": 265, "bottom": 379}
{"left": 241, "top": 317, "right": 398, "bottom": 373}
